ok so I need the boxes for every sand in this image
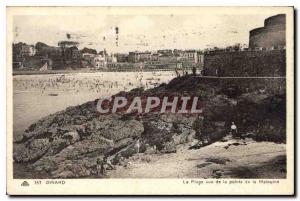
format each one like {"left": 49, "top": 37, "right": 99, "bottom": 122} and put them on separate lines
{"left": 13, "top": 71, "right": 176, "bottom": 140}
{"left": 108, "top": 137, "right": 286, "bottom": 179}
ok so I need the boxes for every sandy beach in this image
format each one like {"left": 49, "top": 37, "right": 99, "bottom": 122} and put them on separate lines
{"left": 108, "top": 137, "right": 286, "bottom": 179}
{"left": 13, "top": 71, "right": 176, "bottom": 140}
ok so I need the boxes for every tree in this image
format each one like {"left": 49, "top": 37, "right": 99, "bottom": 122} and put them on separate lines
{"left": 58, "top": 41, "right": 79, "bottom": 64}
{"left": 81, "top": 47, "right": 97, "bottom": 55}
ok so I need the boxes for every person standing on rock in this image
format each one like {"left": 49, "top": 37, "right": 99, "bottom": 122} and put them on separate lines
{"left": 96, "top": 158, "right": 105, "bottom": 176}
{"left": 193, "top": 116, "right": 204, "bottom": 137}
{"left": 192, "top": 66, "right": 196, "bottom": 76}
{"left": 104, "top": 157, "right": 115, "bottom": 170}
{"left": 96, "top": 157, "right": 115, "bottom": 176}
{"left": 230, "top": 122, "right": 238, "bottom": 138}
{"left": 175, "top": 67, "right": 180, "bottom": 77}
{"left": 136, "top": 139, "right": 141, "bottom": 154}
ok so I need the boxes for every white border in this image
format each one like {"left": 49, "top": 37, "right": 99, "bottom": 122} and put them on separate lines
{"left": 1, "top": 0, "right": 298, "bottom": 200}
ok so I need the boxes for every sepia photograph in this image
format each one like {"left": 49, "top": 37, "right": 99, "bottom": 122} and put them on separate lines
{"left": 6, "top": 6, "right": 294, "bottom": 195}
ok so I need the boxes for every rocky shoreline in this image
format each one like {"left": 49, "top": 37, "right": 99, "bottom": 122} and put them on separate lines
{"left": 13, "top": 75, "right": 286, "bottom": 178}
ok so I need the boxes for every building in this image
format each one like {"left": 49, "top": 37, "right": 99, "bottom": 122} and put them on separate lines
{"left": 106, "top": 54, "right": 117, "bottom": 63}
{"left": 157, "top": 55, "right": 178, "bottom": 64}
{"left": 99, "top": 49, "right": 108, "bottom": 57}
{"left": 174, "top": 50, "right": 203, "bottom": 70}
{"left": 157, "top": 49, "right": 173, "bottom": 57}
{"left": 139, "top": 52, "right": 152, "bottom": 61}
{"left": 92, "top": 55, "right": 107, "bottom": 69}
{"left": 249, "top": 14, "right": 286, "bottom": 49}
{"left": 173, "top": 49, "right": 184, "bottom": 57}
{"left": 128, "top": 51, "right": 152, "bottom": 63}
{"left": 203, "top": 14, "right": 286, "bottom": 77}
{"left": 203, "top": 50, "right": 285, "bottom": 77}
{"left": 150, "top": 53, "right": 159, "bottom": 61}
{"left": 128, "top": 52, "right": 138, "bottom": 63}
{"left": 115, "top": 53, "right": 128, "bottom": 63}
{"left": 20, "top": 44, "right": 36, "bottom": 57}
{"left": 82, "top": 52, "right": 96, "bottom": 62}
{"left": 181, "top": 50, "right": 199, "bottom": 64}
{"left": 197, "top": 52, "right": 204, "bottom": 71}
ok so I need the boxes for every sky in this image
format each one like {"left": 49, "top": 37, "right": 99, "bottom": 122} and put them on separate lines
{"left": 13, "top": 14, "right": 271, "bottom": 53}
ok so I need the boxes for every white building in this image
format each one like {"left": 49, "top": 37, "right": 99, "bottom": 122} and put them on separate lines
{"left": 181, "top": 50, "right": 198, "bottom": 63}
{"left": 82, "top": 53, "right": 96, "bottom": 62}
{"left": 21, "top": 45, "right": 36, "bottom": 57}
{"left": 92, "top": 55, "right": 107, "bottom": 69}
{"left": 106, "top": 54, "right": 117, "bottom": 63}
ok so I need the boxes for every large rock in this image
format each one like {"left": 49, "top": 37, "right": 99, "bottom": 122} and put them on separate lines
{"left": 236, "top": 93, "right": 286, "bottom": 142}
{"left": 141, "top": 114, "right": 198, "bottom": 153}
{"left": 13, "top": 76, "right": 287, "bottom": 178}
{"left": 17, "top": 115, "right": 145, "bottom": 177}
{"left": 87, "top": 117, "right": 144, "bottom": 141}
{"left": 13, "top": 138, "right": 51, "bottom": 163}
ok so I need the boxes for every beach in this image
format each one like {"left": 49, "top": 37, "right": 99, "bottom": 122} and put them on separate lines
{"left": 13, "top": 71, "right": 176, "bottom": 141}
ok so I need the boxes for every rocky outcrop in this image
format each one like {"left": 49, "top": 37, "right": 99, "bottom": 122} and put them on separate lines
{"left": 13, "top": 75, "right": 286, "bottom": 178}
{"left": 236, "top": 93, "right": 286, "bottom": 143}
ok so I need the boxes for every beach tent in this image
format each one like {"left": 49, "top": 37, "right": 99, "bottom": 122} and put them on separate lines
{"left": 39, "top": 62, "right": 48, "bottom": 71}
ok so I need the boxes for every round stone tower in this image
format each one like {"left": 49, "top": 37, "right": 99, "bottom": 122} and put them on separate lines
{"left": 249, "top": 14, "right": 286, "bottom": 49}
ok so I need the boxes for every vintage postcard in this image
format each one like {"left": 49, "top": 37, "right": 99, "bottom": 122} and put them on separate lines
{"left": 6, "top": 6, "right": 294, "bottom": 195}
